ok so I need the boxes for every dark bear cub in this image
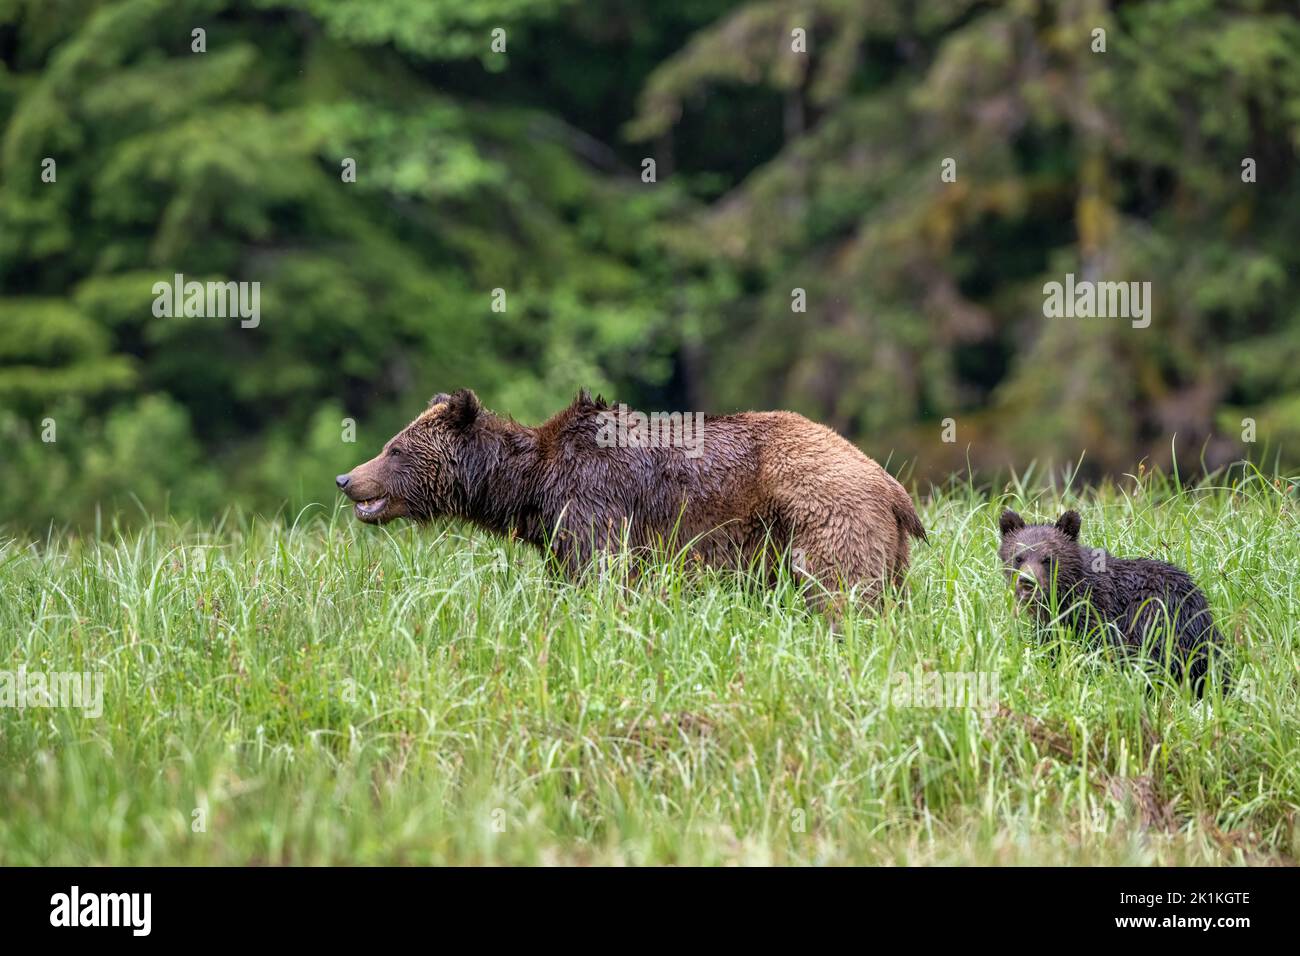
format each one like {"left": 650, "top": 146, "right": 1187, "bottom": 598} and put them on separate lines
{"left": 997, "top": 509, "right": 1229, "bottom": 696}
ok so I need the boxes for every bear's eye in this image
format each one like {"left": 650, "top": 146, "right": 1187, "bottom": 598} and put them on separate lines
{"left": 388, "top": 446, "right": 402, "bottom": 458}
{"left": 1014, "top": 555, "right": 1024, "bottom": 566}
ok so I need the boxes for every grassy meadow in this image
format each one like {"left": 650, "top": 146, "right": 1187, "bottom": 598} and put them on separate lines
{"left": 1, "top": 469, "right": 1296, "bottom": 865}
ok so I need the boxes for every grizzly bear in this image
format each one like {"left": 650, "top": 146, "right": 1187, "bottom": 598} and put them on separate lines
{"left": 997, "top": 509, "right": 1230, "bottom": 696}
{"left": 337, "top": 389, "right": 926, "bottom": 612}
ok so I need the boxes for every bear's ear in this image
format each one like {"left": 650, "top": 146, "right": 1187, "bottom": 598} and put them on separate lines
{"left": 999, "top": 509, "right": 1025, "bottom": 536}
{"left": 445, "top": 388, "right": 481, "bottom": 430}
{"left": 1055, "top": 510, "right": 1081, "bottom": 540}
{"left": 429, "top": 392, "right": 451, "bottom": 408}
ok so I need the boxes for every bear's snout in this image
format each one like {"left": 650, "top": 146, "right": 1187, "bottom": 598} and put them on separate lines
{"left": 336, "top": 457, "right": 404, "bottom": 524}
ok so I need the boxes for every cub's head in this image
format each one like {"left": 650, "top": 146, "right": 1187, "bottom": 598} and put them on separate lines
{"left": 336, "top": 389, "right": 483, "bottom": 525}
{"left": 997, "top": 509, "right": 1085, "bottom": 606}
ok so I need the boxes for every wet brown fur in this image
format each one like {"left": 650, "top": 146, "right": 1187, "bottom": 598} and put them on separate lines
{"left": 997, "top": 509, "right": 1230, "bottom": 696}
{"left": 338, "top": 389, "right": 926, "bottom": 612}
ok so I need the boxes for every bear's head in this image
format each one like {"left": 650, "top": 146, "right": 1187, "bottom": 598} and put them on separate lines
{"left": 336, "top": 389, "right": 485, "bottom": 525}
{"left": 997, "top": 509, "right": 1085, "bottom": 608}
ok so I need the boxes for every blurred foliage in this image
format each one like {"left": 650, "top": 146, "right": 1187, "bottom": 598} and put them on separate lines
{"left": 1, "top": 0, "right": 1298, "bottom": 528}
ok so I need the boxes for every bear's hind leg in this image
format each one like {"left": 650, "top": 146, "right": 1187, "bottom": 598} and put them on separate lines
{"left": 789, "top": 536, "right": 887, "bottom": 623}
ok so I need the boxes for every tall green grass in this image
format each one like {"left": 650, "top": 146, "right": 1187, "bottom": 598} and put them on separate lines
{"left": 1, "top": 470, "right": 1296, "bottom": 864}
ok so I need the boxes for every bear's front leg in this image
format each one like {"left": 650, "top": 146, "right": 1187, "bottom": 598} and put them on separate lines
{"left": 545, "top": 526, "right": 593, "bottom": 582}
{"left": 546, "top": 516, "right": 644, "bottom": 590}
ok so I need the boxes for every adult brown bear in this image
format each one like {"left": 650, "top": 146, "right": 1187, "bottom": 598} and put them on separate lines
{"left": 337, "top": 390, "right": 925, "bottom": 613}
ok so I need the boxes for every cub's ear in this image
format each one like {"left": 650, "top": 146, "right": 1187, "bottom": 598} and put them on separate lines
{"left": 429, "top": 392, "right": 451, "bottom": 408}
{"left": 445, "top": 388, "right": 481, "bottom": 430}
{"left": 998, "top": 509, "right": 1025, "bottom": 536}
{"left": 1055, "top": 510, "right": 1081, "bottom": 540}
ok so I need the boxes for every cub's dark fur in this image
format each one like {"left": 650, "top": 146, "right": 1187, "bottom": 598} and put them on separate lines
{"left": 998, "top": 509, "right": 1230, "bottom": 696}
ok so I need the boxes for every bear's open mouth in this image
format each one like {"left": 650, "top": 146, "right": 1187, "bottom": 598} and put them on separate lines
{"left": 355, "top": 497, "right": 388, "bottom": 520}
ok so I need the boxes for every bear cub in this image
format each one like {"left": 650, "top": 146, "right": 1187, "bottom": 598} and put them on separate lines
{"left": 998, "top": 509, "right": 1230, "bottom": 696}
